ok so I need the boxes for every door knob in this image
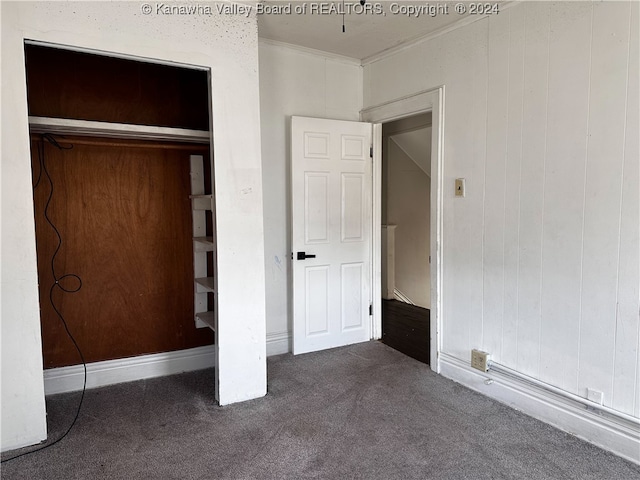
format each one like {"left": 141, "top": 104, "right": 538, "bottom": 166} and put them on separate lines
{"left": 297, "top": 251, "right": 316, "bottom": 260}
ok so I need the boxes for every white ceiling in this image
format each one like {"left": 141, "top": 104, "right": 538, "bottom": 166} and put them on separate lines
{"left": 257, "top": 1, "right": 468, "bottom": 60}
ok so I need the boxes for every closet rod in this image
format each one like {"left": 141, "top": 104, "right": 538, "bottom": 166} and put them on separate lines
{"left": 29, "top": 116, "right": 211, "bottom": 145}
{"left": 30, "top": 135, "right": 211, "bottom": 151}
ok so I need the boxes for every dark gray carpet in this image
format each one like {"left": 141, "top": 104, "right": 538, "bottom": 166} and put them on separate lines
{"left": 2, "top": 341, "right": 639, "bottom": 479}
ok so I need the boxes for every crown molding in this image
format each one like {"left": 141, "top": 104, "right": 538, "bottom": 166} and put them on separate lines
{"left": 258, "top": 37, "right": 362, "bottom": 66}
{"left": 362, "top": 1, "right": 519, "bottom": 66}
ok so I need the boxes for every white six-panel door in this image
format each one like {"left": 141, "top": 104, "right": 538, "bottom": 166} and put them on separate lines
{"left": 291, "top": 116, "right": 373, "bottom": 355}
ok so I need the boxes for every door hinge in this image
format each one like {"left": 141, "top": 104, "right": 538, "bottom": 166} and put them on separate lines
{"left": 369, "top": 304, "right": 373, "bottom": 316}
{"left": 370, "top": 146, "right": 373, "bottom": 158}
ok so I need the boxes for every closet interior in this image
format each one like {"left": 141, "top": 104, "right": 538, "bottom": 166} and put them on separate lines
{"left": 25, "top": 44, "right": 217, "bottom": 383}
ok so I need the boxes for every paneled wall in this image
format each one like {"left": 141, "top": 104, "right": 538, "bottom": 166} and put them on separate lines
{"left": 364, "top": 1, "right": 639, "bottom": 417}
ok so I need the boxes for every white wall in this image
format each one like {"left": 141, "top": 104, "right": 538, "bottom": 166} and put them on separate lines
{"left": 1, "top": 1, "right": 267, "bottom": 451}
{"left": 386, "top": 137, "right": 431, "bottom": 308}
{"left": 258, "top": 41, "right": 362, "bottom": 353}
{"left": 364, "top": 1, "right": 639, "bottom": 418}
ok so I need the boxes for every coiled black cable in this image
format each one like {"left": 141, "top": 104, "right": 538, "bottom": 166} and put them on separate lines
{"left": 2, "top": 134, "right": 86, "bottom": 463}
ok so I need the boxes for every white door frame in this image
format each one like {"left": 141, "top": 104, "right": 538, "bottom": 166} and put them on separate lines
{"left": 360, "top": 86, "right": 445, "bottom": 372}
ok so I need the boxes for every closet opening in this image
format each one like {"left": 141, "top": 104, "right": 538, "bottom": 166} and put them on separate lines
{"left": 24, "top": 43, "right": 218, "bottom": 402}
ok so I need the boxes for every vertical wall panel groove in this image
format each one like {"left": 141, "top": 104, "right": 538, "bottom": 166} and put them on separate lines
{"left": 539, "top": 2, "right": 593, "bottom": 393}
{"left": 575, "top": 3, "right": 596, "bottom": 398}
{"left": 513, "top": 12, "right": 527, "bottom": 370}
{"left": 577, "top": 1, "right": 631, "bottom": 409}
{"left": 611, "top": 0, "right": 640, "bottom": 417}
{"left": 469, "top": 21, "right": 490, "bottom": 355}
{"left": 503, "top": 7, "right": 525, "bottom": 367}
{"left": 499, "top": 11, "right": 511, "bottom": 363}
{"left": 483, "top": 12, "right": 509, "bottom": 362}
{"left": 610, "top": 1, "right": 633, "bottom": 410}
{"left": 516, "top": 2, "right": 551, "bottom": 379}
{"left": 609, "top": 5, "right": 632, "bottom": 408}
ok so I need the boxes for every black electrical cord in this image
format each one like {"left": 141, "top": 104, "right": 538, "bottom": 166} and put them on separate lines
{"left": 1, "top": 134, "right": 86, "bottom": 464}
{"left": 32, "top": 138, "right": 44, "bottom": 189}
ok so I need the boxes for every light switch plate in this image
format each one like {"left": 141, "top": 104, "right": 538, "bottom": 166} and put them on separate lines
{"left": 455, "top": 178, "right": 465, "bottom": 197}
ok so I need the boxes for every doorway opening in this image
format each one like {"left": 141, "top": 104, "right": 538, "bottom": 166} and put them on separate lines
{"left": 362, "top": 86, "right": 444, "bottom": 373}
{"left": 380, "top": 113, "right": 432, "bottom": 364}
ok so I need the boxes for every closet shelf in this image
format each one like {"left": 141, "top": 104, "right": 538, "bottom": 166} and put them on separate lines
{"left": 190, "top": 195, "right": 214, "bottom": 210}
{"left": 194, "top": 236, "right": 215, "bottom": 252}
{"left": 195, "top": 277, "right": 216, "bottom": 293}
{"left": 28, "top": 116, "right": 210, "bottom": 144}
{"left": 195, "top": 311, "right": 215, "bottom": 331}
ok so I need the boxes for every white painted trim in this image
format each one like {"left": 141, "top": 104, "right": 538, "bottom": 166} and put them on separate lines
{"left": 43, "top": 345, "right": 216, "bottom": 395}
{"left": 266, "top": 331, "right": 292, "bottom": 356}
{"left": 490, "top": 361, "right": 640, "bottom": 426}
{"left": 371, "top": 123, "right": 383, "bottom": 340}
{"left": 440, "top": 353, "right": 640, "bottom": 466}
{"left": 361, "top": 89, "right": 440, "bottom": 124}
{"left": 361, "top": 86, "right": 445, "bottom": 373}
{"left": 258, "top": 38, "right": 362, "bottom": 66}
{"left": 431, "top": 86, "right": 445, "bottom": 373}
{"left": 29, "top": 116, "right": 211, "bottom": 144}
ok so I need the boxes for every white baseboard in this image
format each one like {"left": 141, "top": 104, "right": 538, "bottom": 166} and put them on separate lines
{"left": 439, "top": 353, "right": 640, "bottom": 465}
{"left": 266, "top": 331, "right": 291, "bottom": 356}
{"left": 44, "top": 345, "right": 216, "bottom": 395}
{"left": 45, "top": 333, "right": 291, "bottom": 396}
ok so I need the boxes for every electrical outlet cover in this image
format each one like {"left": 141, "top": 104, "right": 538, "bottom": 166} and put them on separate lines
{"left": 471, "top": 349, "right": 490, "bottom": 372}
{"left": 586, "top": 388, "right": 604, "bottom": 405}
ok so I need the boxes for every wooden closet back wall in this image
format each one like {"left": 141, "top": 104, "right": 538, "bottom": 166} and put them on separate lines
{"left": 32, "top": 136, "right": 213, "bottom": 368}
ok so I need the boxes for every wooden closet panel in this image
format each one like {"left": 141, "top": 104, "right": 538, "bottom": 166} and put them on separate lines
{"left": 31, "top": 135, "right": 213, "bottom": 368}
{"left": 25, "top": 44, "right": 210, "bottom": 131}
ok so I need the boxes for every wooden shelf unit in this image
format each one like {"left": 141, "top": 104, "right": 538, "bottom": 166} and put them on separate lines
{"left": 190, "top": 155, "right": 216, "bottom": 332}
